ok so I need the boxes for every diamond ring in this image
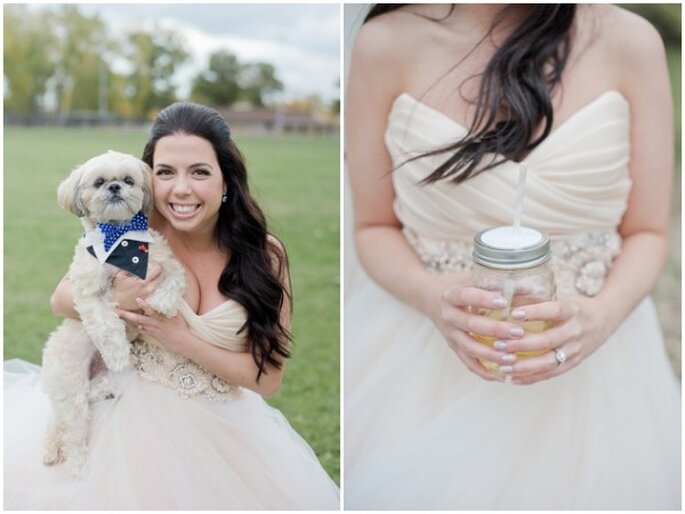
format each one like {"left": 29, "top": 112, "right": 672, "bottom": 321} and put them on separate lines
{"left": 554, "top": 348, "right": 567, "bottom": 366}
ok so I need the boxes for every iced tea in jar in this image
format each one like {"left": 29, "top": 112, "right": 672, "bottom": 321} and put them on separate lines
{"left": 471, "top": 226, "right": 556, "bottom": 373}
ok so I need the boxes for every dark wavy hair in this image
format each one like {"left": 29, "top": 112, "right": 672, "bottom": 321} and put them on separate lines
{"left": 142, "top": 102, "right": 291, "bottom": 381}
{"left": 365, "top": 4, "right": 576, "bottom": 183}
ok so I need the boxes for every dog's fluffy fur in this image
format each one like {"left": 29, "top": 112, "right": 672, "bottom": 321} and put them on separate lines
{"left": 42, "top": 150, "right": 186, "bottom": 474}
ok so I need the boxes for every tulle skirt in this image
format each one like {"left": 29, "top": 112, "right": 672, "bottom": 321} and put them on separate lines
{"left": 344, "top": 272, "right": 681, "bottom": 510}
{"left": 5, "top": 360, "right": 339, "bottom": 510}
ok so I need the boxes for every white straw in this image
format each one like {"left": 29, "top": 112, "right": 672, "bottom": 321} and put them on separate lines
{"left": 512, "top": 162, "right": 528, "bottom": 235}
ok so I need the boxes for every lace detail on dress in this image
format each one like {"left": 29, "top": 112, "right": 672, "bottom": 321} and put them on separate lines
{"left": 131, "top": 340, "right": 241, "bottom": 401}
{"left": 404, "top": 228, "right": 621, "bottom": 297}
{"left": 404, "top": 228, "right": 473, "bottom": 274}
{"left": 551, "top": 232, "right": 622, "bottom": 297}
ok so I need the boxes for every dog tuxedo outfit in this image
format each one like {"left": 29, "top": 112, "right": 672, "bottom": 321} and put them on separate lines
{"left": 83, "top": 212, "right": 154, "bottom": 279}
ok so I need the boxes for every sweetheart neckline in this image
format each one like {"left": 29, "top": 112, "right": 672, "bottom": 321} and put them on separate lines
{"left": 182, "top": 298, "right": 242, "bottom": 318}
{"left": 391, "top": 90, "right": 628, "bottom": 164}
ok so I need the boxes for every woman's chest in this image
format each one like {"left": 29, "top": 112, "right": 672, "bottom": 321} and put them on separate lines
{"left": 177, "top": 251, "right": 229, "bottom": 316}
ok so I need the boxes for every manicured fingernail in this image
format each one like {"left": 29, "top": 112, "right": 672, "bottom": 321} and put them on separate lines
{"left": 511, "top": 309, "right": 526, "bottom": 320}
{"left": 499, "top": 365, "right": 514, "bottom": 374}
{"left": 491, "top": 297, "right": 508, "bottom": 308}
{"left": 509, "top": 327, "right": 525, "bottom": 338}
{"left": 494, "top": 340, "right": 508, "bottom": 351}
{"left": 501, "top": 353, "right": 517, "bottom": 363}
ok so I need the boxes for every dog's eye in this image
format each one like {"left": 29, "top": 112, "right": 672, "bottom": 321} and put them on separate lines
{"left": 93, "top": 178, "right": 105, "bottom": 188}
{"left": 123, "top": 176, "right": 135, "bottom": 186}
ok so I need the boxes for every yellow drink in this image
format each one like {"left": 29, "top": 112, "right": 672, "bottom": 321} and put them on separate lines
{"left": 473, "top": 307, "right": 553, "bottom": 374}
{"left": 471, "top": 225, "right": 556, "bottom": 377}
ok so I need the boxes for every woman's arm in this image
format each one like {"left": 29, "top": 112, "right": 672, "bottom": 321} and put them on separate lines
{"left": 348, "top": 19, "right": 449, "bottom": 314}
{"left": 50, "top": 266, "right": 163, "bottom": 319}
{"left": 602, "top": 12, "right": 673, "bottom": 325}
{"left": 50, "top": 264, "right": 162, "bottom": 319}
{"left": 50, "top": 275, "right": 79, "bottom": 319}
{"left": 347, "top": 19, "right": 526, "bottom": 381}
{"left": 501, "top": 12, "right": 673, "bottom": 384}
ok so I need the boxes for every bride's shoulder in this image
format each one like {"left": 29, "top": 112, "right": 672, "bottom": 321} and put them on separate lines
{"left": 351, "top": 8, "right": 436, "bottom": 98}
{"left": 578, "top": 5, "right": 666, "bottom": 67}
{"left": 573, "top": 5, "right": 667, "bottom": 97}
{"left": 352, "top": 8, "right": 430, "bottom": 66}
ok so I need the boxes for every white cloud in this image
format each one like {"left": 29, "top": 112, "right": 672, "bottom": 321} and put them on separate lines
{"left": 165, "top": 19, "right": 339, "bottom": 101}
{"left": 32, "top": 3, "right": 340, "bottom": 102}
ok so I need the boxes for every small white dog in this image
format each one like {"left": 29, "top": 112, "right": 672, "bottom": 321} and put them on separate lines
{"left": 42, "top": 150, "right": 186, "bottom": 474}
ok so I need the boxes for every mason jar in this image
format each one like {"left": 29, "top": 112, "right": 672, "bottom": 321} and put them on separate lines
{"left": 470, "top": 226, "right": 556, "bottom": 374}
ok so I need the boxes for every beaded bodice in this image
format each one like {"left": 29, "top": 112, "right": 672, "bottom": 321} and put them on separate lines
{"left": 405, "top": 228, "right": 621, "bottom": 297}
{"left": 131, "top": 299, "right": 249, "bottom": 400}
{"left": 386, "top": 91, "right": 631, "bottom": 296}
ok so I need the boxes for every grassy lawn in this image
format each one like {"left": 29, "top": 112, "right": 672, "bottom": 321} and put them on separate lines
{"left": 3, "top": 127, "right": 340, "bottom": 483}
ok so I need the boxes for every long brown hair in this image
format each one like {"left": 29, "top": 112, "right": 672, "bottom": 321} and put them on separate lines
{"left": 365, "top": 4, "right": 577, "bottom": 184}
{"left": 143, "top": 102, "right": 291, "bottom": 381}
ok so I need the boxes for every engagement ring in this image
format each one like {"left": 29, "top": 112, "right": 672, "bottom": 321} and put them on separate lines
{"left": 554, "top": 348, "right": 567, "bottom": 366}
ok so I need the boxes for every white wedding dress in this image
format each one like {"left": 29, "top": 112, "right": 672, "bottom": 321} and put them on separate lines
{"left": 344, "top": 91, "right": 680, "bottom": 509}
{"left": 5, "top": 299, "right": 339, "bottom": 510}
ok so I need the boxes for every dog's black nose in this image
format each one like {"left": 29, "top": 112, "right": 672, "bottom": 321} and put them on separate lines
{"left": 108, "top": 183, "right": 121, "bottom": 193}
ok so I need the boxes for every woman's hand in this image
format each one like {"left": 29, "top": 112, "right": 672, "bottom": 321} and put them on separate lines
{"left": 423, "top": 276, "right": 527, "bottom": 382}
{"left": 113, "top": 264, "right": 163, "bottom": 311}
{"left": 497, "top": 296, "right": 612, "bottom": 385}
{"left": 117, "top": 298, "right": 191, "bottom": 355}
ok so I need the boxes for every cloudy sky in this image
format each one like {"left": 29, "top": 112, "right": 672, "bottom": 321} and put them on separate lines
{"left": 33, "top": 4, "right": 340, "bottom": 102}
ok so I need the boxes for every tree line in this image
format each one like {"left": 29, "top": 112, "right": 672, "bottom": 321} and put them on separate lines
{"left": 4, "top": 5, "right": 285, "bottom": 118}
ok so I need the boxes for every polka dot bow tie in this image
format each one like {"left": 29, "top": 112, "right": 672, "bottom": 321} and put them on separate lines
{"left": 97, "top": 212, "right": 148, "bottom": 252}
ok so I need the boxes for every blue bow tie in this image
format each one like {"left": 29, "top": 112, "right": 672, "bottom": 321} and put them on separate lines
{"left": 97, "top": 212, "right": 148, "bottom": 251}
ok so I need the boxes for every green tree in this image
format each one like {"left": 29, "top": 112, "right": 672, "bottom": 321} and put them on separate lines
{"left": 191, "top": 50, "right": 284, "bottom": 107}
{"left": 124, "top": 27, "right": 189, "bottom": 118}
{"left": 4, "top": 5, "right": 57, "bottom": 113}
{"left": 50, "top": 5, "right": 110, "bottom": 114}
{"left": 191, "top": 50, "right": 243, "bottom": 106}
{"left": 240, "top": 62, "right": 284, "bottom": 107}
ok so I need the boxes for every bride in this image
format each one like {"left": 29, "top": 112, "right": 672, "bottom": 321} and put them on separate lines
{"left": 5, "top": 102, "right": 339, "bottom": 509}
{"left": 345, "top": 4, "right": 679, "bottom": 509}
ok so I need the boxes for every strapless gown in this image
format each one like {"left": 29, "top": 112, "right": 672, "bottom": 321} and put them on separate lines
{"left": 5, "top": 299, "right": 339, "bottom": 509}
{"left": 344, "top": 91, "right": 680, "bottom": 509}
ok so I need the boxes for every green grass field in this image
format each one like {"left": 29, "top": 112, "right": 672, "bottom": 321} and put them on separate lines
{"left": 3, "top": 127, "right": 340, "bottom": 483}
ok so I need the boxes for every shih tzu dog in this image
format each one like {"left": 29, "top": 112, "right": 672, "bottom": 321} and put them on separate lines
{"left": 42, "top": 150, "right": 186, "bottom": 474}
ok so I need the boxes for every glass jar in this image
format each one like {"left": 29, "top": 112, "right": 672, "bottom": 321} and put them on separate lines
{"left": 470, "top": 226, "right": 556, "bottom": 374}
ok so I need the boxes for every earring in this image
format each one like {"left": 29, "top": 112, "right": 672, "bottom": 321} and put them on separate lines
{"left": 222, "top": 194, "right": 227, "bottom": 203}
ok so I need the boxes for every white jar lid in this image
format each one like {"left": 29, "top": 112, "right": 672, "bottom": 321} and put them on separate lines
{"left": 473, "top": 226, "right": 551, "bottom": 269}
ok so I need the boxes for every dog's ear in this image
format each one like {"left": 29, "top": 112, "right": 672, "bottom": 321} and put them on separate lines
{"left": 139, "top": 160, "right": 154, "bottom": 215}
{"left": 57, "top": 164, "right": 87, "bottom": 217}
